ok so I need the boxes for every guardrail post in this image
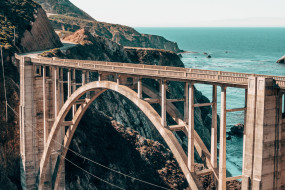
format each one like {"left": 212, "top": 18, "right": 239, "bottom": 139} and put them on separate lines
{"left": 161, "top": 80, "right": 167, "bottom": 127}
{"left": 188, "top": 82, "right": 195, "bottom": 172}
{"left": 219, "top": 85, "right": 227, "bottom": 190}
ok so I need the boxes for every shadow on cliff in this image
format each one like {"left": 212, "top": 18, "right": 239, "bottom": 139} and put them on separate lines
{"left": 66, "top": 106, "right": 188, "bottom": 190}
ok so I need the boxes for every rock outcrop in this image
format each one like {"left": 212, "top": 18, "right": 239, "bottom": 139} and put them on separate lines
{"left": 19, "top": 7, "right": 62, "bottom": 52}
{"left": 229, "top": 123, "right": 244, "bottom": 136}
{"left": 89, "top": 24, "right": 182, "bottom": 53}
{"left": 48, "top": 14, "right": 182, "bottom": 53}
{"left": 62, "top": 29, "right": 131, "bottom": 62}
{"left": 277, "top": 55, "right": 285, "bottom": 63}
{"left": 33, "top": 0, "right": 94, "bottom": 20}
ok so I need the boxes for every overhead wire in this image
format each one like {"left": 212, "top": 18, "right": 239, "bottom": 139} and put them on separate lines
{"left": 7, "top": 103, "right": 126, "bottom": 190}
{"left": 7, "top": 103, "right": 171, "bottom": 190}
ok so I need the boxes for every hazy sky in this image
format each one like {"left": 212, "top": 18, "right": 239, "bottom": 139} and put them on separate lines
{"left": 70, "top": 0, "right": 285, "bottom": 27}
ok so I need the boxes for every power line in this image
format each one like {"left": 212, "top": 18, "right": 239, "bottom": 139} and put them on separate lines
{"left": 4, "top": 69, "right": 171, "bottom": 189}
{"left": 8, "top": 103, "right": 171, "bottom": 190}
{"left": 7, "top": 104, "right": 126, "bottom": 190}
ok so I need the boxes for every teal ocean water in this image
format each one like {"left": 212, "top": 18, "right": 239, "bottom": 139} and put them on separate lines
{"left": 135, "top": 27, "right": 285, "bottom": 177}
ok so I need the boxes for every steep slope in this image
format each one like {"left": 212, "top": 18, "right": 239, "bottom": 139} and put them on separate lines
{"left": 48, "top": 14, "right": 182, "bottom": 53}
{"left": 0, "top": 0, "right": 62, "bottom": 52}
{"left": 33, "top": 0, "right": 94, "bottom": 20}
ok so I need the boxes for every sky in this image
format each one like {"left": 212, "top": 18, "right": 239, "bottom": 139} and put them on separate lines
{"left": 70, "top": 0, "right": 285, "bottom": 27}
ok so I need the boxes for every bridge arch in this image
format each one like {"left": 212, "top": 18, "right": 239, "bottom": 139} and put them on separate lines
{"left": 38, "top": 81, "right": 203, "bottom": 190}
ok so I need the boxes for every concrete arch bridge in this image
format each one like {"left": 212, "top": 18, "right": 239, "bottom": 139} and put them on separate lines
{"left": 15, "top": 55, "right": 285, "bottom": 190}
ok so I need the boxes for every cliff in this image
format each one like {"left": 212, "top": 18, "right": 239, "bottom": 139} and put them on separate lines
{"left": 33, "top": 0, "right": 94, "bottom": 20}
{"left": 19, "top": 7, "right": 63, "bottom": 52}
{"left": 48, "top": 14, "right": 182, "bottom": 53}
{"left": 0, "top": 0, "right": 62, "bottom": 53}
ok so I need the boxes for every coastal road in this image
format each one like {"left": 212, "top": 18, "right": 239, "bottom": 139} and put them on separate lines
{"left": 19, "top": 40, "right": 77, "bottom": 58}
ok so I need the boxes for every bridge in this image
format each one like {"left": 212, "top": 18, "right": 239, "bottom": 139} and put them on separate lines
{"left": 15, "top": 54, "right": 285, "bottom": 190}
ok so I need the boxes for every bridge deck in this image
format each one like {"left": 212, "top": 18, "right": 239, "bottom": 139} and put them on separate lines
{"left": 16, "top": 55, "right": 285, "bottom": 89}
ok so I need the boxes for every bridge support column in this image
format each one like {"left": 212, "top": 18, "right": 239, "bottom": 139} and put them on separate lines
{"left": 86, "top": 71, "right": 90, "bottom": 99}
{"left": 161, "top": 80, "right": 167, "bottom": 127}
{"left": 137, "top": 77, "right": 142, "bottom": 99}
{"left": 82, "top": 70, "right": 86, "bottom": 85}
{"left": 43, "top": 66, "right": 47, "bottom": 147}
{"left": 184, "top": 82, "right": 189, "bottom": 123}
{"left": 188, "top": 82, "right": 195, "bottom": 172}
{"left": 59, "top": 68, "right": 64, "bottom": 109}
{"left": 251, "top": 78, "right": 281, "bottom": 190}
{"left": 242, "top": 89, "right": 247, "bottom": 176}
{"left": 219, "top": 85, "right": 227, "bottom": 190}
{"left": 72, "top": 69, "right": 76, "bottom": 117}
{"left": 211, "top": 85, "right": 217, "bottom": 169}
{"left": 242, "top": 77, "right": 257, "bottom": 189}
{"left": 67, "top": 69, "right": 71, "bottom": 97}
{"left": 20, "top": 56, "right": 37, "bottom": 190}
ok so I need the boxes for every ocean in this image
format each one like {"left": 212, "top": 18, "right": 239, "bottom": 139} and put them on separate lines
{"left": 135, "top": 27, "right": 285, "bottom": 177}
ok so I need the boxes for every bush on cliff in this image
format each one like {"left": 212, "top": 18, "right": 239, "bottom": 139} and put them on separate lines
{"left": 0, "top": 0, "right": 39, "bottom": 48}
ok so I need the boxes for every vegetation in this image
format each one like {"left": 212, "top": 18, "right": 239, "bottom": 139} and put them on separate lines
{"left": 33, "top": 0, "right": 94, "bottom": 20}
{"left": 40, "top": 48, "right": 63, "bottom": 57}
{"left": 0, "top": 0, "right": 39, "bottom": 49}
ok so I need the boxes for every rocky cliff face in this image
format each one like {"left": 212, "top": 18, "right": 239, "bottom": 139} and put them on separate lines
{"left": 90, "top": 26, "right": 182, "bottom": 53}
{"left": 19, "top": 7, "right": 62, "bottom": 52}
{"left": 48, "top": 14, "right": 182, "bottom": 53}
{"left": 0, "top": 0, "right": 62, "bottom": 53}
{"left": 33, "top": 0, "right": 94, "bottom": 20}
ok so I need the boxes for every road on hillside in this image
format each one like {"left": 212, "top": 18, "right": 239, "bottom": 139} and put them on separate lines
{"left": 19, "top": 40, "right": 77, "bottom": 58}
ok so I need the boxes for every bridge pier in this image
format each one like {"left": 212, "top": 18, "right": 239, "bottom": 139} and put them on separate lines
{"left": 211, "top": 85, "right": 218, "bottom": 169}
{"left": 184, "top": 82, "right": 189, "bottom": 123}
{"left": 137, "top": 77, "right": 142, "bottom": 99}
{"left": 219, "top": 86, "right": 227, "bottom": 190}
{"left": 188, "top": 82, "right": 195, "bottom": 172}
{"left": 161, "top": 80, "right": 167, "bottom": 127}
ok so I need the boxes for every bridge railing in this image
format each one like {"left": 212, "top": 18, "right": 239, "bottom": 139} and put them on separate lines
{"left": 25, "top": 56, "right": 285, "bottom": 88}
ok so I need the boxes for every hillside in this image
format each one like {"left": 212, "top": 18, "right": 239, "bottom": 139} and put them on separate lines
{"left": 0, "top": 0, "right": 62, "bottom": 52}
{"left": 33, "top": 0, "right": 94, "bottom": 20}
{"left": 49, "top": 14, "right": 182, "bottom": 53}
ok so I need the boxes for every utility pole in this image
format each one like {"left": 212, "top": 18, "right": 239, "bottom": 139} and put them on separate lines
{"left": 0, "top": 42, "right": 8, "bottom": 122}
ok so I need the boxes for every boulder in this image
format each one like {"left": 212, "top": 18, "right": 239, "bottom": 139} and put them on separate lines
{"left": 277, "top": 55, "right": 285, "bottom": 63}
{"left": 230, "top": 123, "right": 244, "bottom": 136}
